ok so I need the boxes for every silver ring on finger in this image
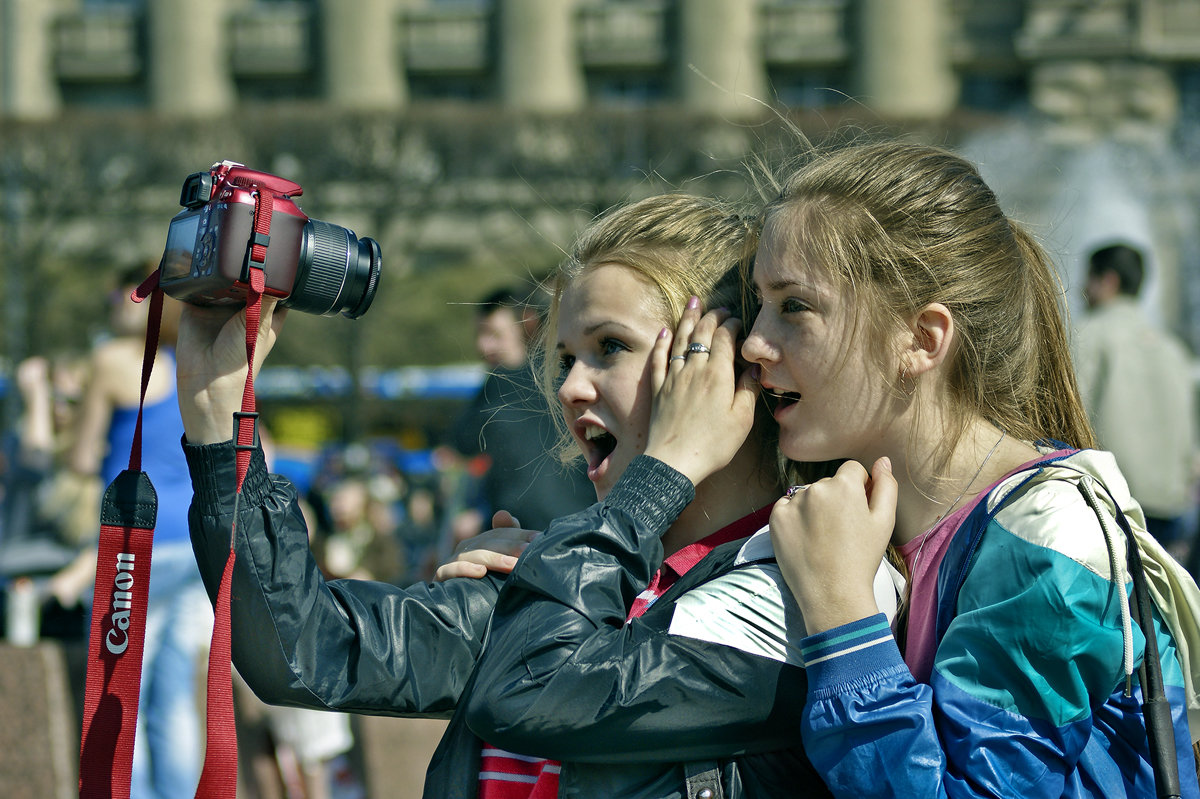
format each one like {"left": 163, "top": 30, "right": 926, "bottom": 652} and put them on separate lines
{"left": 785, "top": 484, "right": 809, "bottom": 498}
{"left": 687, "top": 342, "right": 711, "bottom": 355}
{"left": 670, "top": 354, "right": 688, "bottom": 363}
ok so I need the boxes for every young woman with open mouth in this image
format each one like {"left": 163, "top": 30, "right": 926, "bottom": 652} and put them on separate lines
{"left": 176, "top": 192, "right": 898, "bottom": 798}
{"left": 745, "top": 140, "right": 1200, "bottom": 798}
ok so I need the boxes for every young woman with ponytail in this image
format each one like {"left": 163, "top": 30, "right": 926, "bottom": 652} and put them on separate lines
{"left": 738, "top": 140, "right": 1200, "bottom": 797}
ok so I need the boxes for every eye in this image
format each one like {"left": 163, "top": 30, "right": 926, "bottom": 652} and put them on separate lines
{"left": 780, "top": 297, "right": 811, "bottom": 314}
{"left": 600, "top": 337, "right": 629, "bottom": 357}
{"left": 557, "top": 353, "right": 576, "bottom": 377}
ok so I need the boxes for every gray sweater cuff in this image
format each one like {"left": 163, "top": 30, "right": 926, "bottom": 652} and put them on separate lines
{"left": 603, "top": 455, "right": 695, "bottom": 535}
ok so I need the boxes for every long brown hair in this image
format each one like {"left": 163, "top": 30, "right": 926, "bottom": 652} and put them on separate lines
{"left": 759, "top": 140, "right": 1096, "bottom": 461}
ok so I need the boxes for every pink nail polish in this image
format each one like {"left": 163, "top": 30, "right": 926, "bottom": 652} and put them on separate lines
{"left": 687, "top": 296, "right": 700, "bottom": 310}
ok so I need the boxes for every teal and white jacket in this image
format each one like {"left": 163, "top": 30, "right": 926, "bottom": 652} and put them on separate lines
{"left": 799, "top": 448, "right": 1200, "bottom": 798}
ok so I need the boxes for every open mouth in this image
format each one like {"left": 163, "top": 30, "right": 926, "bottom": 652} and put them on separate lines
{"left": 582, "top": 425, "right": 618, "bottom": 474}
{"left": 763, "top": 388, "right": 801, "bottom": 413}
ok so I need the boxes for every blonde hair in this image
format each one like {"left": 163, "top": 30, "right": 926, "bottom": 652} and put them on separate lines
{"left": 760, "top": 140, "right": 1095, "bottom": 460}
{"left": 536, "top": 193, "right": 772, "bottom": 466}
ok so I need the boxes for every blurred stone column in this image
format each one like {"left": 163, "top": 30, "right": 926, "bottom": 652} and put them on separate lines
{"left": 147, "top": 0, "right": 235, "bottom": 116}
{"left": 856, "top": 0, "right": 957, "bottom": 119}
{"left": 678, "top": 0, "right": 766, "bottom": 117}
{"left": 0, "top": 0, "right": 60, "bottom": 119}
{"left": 318, "top": 0, "right": 407, "bottom": 110}
{"left": 498, "top": 0, "right": 584, "bottom": 112}
{"left": 0, "top": 643, "right": 78, "bottom": 798}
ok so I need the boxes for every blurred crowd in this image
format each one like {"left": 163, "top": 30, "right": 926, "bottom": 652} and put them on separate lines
{"left": 280, "top": 436, "right": 497, "bottom": 589}
{"left": 0, "top": 334, "right": 525, "bottom": 799}
{"left": 0, "top": 346, "right": 510, "bottom": 617}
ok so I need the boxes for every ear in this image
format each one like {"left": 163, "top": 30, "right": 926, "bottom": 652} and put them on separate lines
{"left": 520, "top": 306, "right": 541, "bottom": 341}
{"left": 899, "top": 303, "right": 954, "bottom": 378}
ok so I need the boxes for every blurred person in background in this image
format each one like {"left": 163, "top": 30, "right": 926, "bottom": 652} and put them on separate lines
{"left": 393, "top": 478, "right": 443, "bottom": 585}
{"left": 0, "top": 353, "right": 95, "bottom": 571}
{"left": 0, "top": 352, "right": 96, "bottom": 646}
{"left": 1073, "top": 242, "right": 1199, "bottom": 560}
{"left": 315, "top": 466, "right": 405, "bottom": 584}
{"left": 451, "top": 285, "right": 594, "bottom": 533}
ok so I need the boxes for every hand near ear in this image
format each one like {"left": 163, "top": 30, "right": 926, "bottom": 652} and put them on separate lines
{"left": 644, "top": 299, "right": 760, "bottom": 487}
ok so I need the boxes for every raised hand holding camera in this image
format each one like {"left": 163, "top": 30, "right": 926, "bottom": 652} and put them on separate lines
{"left": 163, "top": 160, "right": 382, "bottom": 444}
{"left": 80, "top": 161, "right": 385, "bottom": 798}
{"left": 176, "top": 300, "right": 285, "bottom": 446}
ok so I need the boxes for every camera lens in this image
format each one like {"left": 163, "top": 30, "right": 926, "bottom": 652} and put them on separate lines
{"left": 288, "top": 219, "right": 382, "bottom": 318}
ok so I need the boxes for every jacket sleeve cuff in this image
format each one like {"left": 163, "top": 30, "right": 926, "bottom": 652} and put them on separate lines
{"left": 603, "top": 454, "right": 694, "bottom": 535}
{"left": 182, "top": 437, "right": 272, "bottom": 511}
{"left": 801, "top": 613, "right": 909, "bottom": 697}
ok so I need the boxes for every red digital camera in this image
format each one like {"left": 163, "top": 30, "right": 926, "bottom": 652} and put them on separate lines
{"left": 158, "top": 160, "right": 381, "bottom": 318}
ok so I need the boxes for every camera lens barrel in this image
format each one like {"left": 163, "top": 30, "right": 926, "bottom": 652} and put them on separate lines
{"left": 289, "top": 219, "right": 382, "bottom": 318}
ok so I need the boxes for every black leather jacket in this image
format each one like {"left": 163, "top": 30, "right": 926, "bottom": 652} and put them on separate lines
{"left": 185, "top": 442, "right": 828, "bottom": 798}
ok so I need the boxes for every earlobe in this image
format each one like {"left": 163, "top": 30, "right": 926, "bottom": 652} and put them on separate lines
{"left": 905, "top": 303, "right": 954, "bottom": 377}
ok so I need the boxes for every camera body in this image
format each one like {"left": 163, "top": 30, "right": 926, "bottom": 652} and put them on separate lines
{"left": 159, "top": 160, "right": 381, "bottom": 318}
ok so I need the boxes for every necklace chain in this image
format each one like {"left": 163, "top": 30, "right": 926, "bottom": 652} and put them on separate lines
{"left": 910, "top": 430, "right": 1007, "bottom": 577}
{"left": 933, "top": 430, "right": 1006, "bottom": 527}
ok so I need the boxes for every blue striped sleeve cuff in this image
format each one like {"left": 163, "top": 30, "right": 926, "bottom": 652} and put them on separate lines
{"left": 801, "top": 613, "right": 908, "bottom": 695}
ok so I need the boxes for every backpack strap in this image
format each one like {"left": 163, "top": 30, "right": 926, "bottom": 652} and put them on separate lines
{"left": 934, "top": 449, "right": 1077, "bottom": 646}
{"left": 937, "top": 450, "right": 1182, "bottom": 798}
{"left": 683, "top": 760, "right": 724, "bottom": 799}
{"left": 1078, "top": 474, "right": 1181, "bottom": 799}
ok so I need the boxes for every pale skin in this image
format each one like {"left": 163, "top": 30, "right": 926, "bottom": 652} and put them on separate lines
{"left": 16, "top": 356, "right": 55, "bottom": 457}
{"left": 433, "top": 510, "right": 531, "bottom": 580}
{"left": 743, "top": 222, "right": 1040, "bottom": 634}
{"left": 175, "top": 300, "right": 286, "bottom": 446}
{"left": 643, "top": 302, "right": 771, "bottom": 556}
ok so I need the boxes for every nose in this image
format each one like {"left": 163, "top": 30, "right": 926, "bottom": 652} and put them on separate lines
{"left": 557, "top": 361, "right": 597, "bottom": 408}
{"left": 741, "top": 316, "right": 778, "bottom": 366}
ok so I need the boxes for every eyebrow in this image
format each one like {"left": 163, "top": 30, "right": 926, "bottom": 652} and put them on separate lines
{"left": 751, "top": 270, "right": 809, "bottom": 294}
{"left": 752, "top": 264, "right": 824, "bottom": 295}
{"left": 556, "top": 319, "right": 641, "bottom": 351}
{"left": 760, "top": 277, "right": 801, "bottom": 292}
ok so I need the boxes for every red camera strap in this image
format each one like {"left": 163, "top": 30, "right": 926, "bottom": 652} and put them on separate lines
{"left": 78, "top": 184, "right": 274, "bottom": 798}
{"left": 193, "top": 185, "right": 274, "bottom": 798}
{"left": 78, "top": 275, "right": 164, "bottom": 798}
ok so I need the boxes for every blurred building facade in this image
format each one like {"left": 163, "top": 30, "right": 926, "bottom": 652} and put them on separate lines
{"left": 4, "top": 0, "right": 1200, "bottom": 377}
{"left": 0, "top": 0, "right": 1194, "bottom": 136}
